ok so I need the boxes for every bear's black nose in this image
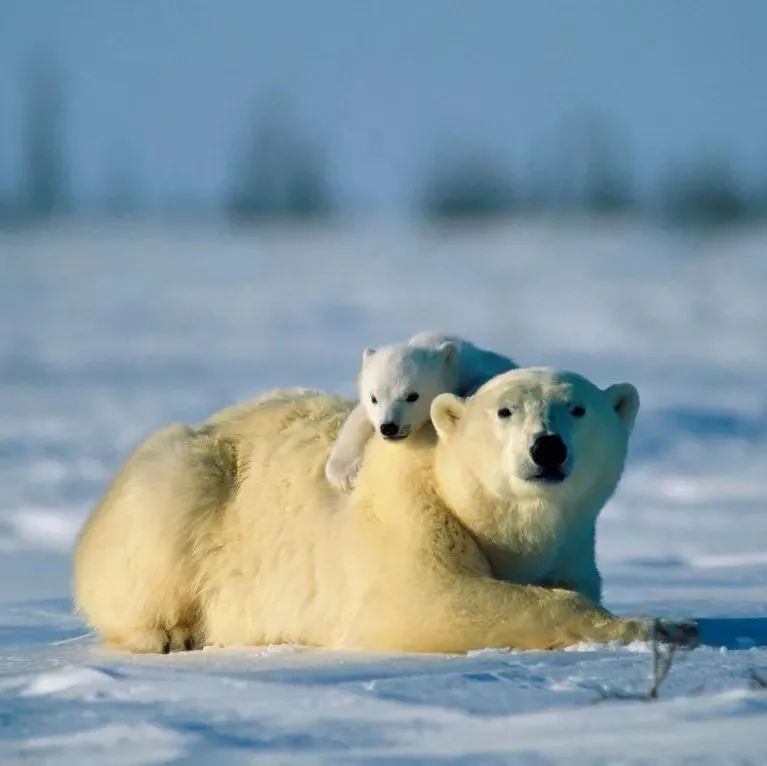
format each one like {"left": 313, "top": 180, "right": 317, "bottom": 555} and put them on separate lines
{"left": 380, "top": 422, "right": 399, "bottom": 438}
{"left": 530, "top": 434, "right": 567, "bottom": 467}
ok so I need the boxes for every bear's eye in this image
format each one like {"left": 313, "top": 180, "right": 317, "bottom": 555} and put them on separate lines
{"left": 405, "top": 392, "right": 419, "bottom": 403}
{"left": 497, "top": 407, "right": 513, "bottom": 419}
{"left": 370, "top": 395, "right": 378, "bottom": 405}
{"left": 571, "top": 405, "right": 586, "bottom": 418}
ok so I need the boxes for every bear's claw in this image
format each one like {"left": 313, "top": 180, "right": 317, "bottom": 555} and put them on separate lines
{"left": 652, "top": 618, "right": 699, "bottom": 648}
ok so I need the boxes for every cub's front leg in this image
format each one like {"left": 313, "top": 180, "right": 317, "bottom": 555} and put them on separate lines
{"left": 325, "top": 404, "right": 375, "bottom": 491}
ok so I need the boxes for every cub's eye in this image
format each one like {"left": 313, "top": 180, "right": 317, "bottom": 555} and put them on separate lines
{"left": 571, "top": 405, "right": 586, "bottom": 418}
{"left": 405, "top": 392, "right": 419, "bottom": 403}
{"left": 497, "top": 407, "right": 512, "bottom": 419}
{"left": 370, "top": 395, "right": 378, "bottom": 404}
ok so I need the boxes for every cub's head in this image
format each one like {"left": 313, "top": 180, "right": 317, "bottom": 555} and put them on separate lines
{"left": 432, "top": 367, "right": 639, "bottom": 513}
{"left": 359, "top": 342, "right": 458, "bottom": 440}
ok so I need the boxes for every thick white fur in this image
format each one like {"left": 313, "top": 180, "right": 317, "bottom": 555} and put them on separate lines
{"left": 74, "top": 368, "right": 693, "bottom": 654}
{"left": 325, "top": 332, "right": 517, "bottom": 490}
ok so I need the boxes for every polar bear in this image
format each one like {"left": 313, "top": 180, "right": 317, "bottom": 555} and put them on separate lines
{"left": 73, "top": 368, "right": 696, "bottom": 654}
{"left": 325, "top": 332, "right": 516, "bottom": 490}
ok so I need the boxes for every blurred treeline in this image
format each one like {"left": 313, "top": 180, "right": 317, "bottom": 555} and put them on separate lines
{"left": 2, "top": 62, "right": 765, "bottom": 229}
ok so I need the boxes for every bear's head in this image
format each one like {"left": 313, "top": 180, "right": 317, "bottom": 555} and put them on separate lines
{"left": 359, "top": 342, "right": 458, "bottom": 441}
{"left": 431, "top": 367, "right": 639, "bottom": 529}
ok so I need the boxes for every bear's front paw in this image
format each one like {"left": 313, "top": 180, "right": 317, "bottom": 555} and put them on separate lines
{"left": 652, "top": 618, "right": 699, "bottom": 648}
{"left": 325, "top": 457, "right": 362, "bottom": 492}
{"left": 617, "top": 617, "right": 699, "bottom": 648}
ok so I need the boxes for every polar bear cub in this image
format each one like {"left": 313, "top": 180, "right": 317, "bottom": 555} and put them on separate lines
{"left": 324, "top": 331, "right": 516, "bottom": 491}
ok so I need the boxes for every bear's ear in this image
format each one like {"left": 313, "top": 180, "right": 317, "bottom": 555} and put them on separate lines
{"left": 362, "top": 347, "right": 376, "bottom": 366}
{"left": 431, "top": 393, "right": 465, "bottom": 441}
{"left": 606, "top": 383, "right": 640, "bottom": 432}
{"left": 437, "top": 341, "right": 458, "bottom": 368}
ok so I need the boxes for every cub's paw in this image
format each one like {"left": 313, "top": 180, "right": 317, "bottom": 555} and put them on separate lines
{"left": 325, "top": 458, "right": 361, "bottom": 492}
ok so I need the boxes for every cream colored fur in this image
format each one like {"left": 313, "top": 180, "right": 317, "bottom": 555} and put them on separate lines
{"left": 74, "top": 369, "right": 691, "bottom": 654}
{"left": 325, "top": 332, "right": 516, "bottom": 491}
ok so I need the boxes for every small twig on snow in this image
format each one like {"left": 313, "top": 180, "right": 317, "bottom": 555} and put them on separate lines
{"left": 647, "top": 618, "right": 678, "bottom": 700}
{"left": 646, "top": 618, "right": 680, "bottom": 701}
{"left": 583, "top": 619, "right": 691, "bottom": 704}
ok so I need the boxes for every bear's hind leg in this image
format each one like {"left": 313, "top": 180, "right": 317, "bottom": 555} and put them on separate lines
{"left": 104, "top": 626, "right": 171, "bottom": 654}
{"left": 104, "top": 623, "right": 203, "bottom": 654}
{"left": 167, "top": 624, "right": 203, "bottom": 652}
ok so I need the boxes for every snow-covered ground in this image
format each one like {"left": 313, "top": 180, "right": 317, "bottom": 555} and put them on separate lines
{"left": 1, "top": 220, "right": 765, "bottom": 764}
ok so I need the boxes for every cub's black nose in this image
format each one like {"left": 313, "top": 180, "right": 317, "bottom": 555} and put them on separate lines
{"left": 380, "top": 422, "right": 399, "bottom": 438}
{"left": 530, "top": 434, "right": 567, "bottom": 467}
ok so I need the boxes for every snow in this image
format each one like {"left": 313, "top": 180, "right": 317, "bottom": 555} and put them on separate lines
{"left": 18, "top": 666, "right": 117, "bottom": 697}
{"left": 1, "top": 220, "right": 766, "bottom": 764}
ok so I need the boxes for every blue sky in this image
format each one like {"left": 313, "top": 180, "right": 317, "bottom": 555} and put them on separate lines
{"left": 1, "top": 0, "right": 765, "bottom": 211}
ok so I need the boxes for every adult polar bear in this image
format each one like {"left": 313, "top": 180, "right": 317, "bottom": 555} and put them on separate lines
{"left": 74, "top": 368, "right": 694, "bottom": 653}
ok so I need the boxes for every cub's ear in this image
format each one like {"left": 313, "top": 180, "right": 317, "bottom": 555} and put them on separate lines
{"left": 437, "top": 341, "right": 458, "bottom": 367}
{"left": 431, "top": 393, "right": 465, "bottom": 441}
{"left": 606, "top": 383, "right": 640, "bottom": 432}
{"left": 362, "top": 347, "right": 376, "bottom": 365}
